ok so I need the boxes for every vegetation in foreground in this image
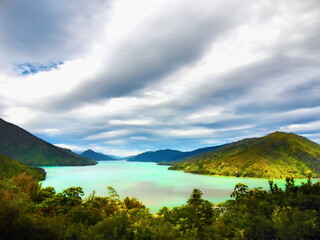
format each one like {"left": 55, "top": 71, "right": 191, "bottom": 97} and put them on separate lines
{"left": 169, "top": 132, "right": 320, "bottom": 179}
{"left": 1, "top": 172, "right": 320, "bottom": 239}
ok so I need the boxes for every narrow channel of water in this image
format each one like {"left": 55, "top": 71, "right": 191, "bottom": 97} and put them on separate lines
{"left": 42, "top": 161, "right": 315, "bottom": 213}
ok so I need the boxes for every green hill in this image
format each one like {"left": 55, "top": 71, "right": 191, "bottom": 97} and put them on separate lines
{"left": 0, "top": 154, "right": 46, "bottom": 180}
{"left": 80, "top": 149, "right": 115, "bottom": 161}
{"left": 0, "top": 118, "right": 97, "bottom": 166}
{"left": 169, "top": 132, "right": 320, "bottom": 179}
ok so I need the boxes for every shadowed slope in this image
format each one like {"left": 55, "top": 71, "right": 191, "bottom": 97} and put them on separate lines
{"left": 80, "top": 149, "right": 115, "bottom": 161}
{"left": 128, "top": 149, "right": 183, "bottom": 163}
{"left": 0, "top": 118, "right": 96, "bottom": 166}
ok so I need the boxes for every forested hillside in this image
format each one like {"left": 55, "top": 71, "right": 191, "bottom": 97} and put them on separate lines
{"left": 170, "top": 132, "right": 320, "bottom": 179}
{"left": 0, "top": 154, "right": 46, "bottom": 180}
{"left": 0, "top": 118, "right": 97, "bottom": 166}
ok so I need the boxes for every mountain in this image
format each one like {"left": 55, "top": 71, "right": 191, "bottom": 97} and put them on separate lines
{"left": 80, "top": 149, "right": 115, "bottom": 161}
{"left": 128, "top": 145, "right": 229, "bottom": 163}
{"left": 169, "top": 132, "right": 320, "bottom": 179}
{"left": 127, "top": 149, "right": 183, "bottom": 163}
{"left": 0, "top": 154, "right": 46, "bottom": 180}
{"left": 0, "top": 118, "right": 97, "bottom": 166}
{"left": 108, "top": 155, "right": 123, "bottom": 160}
{"left": 158, "top": 144, "right": 229, "bottom": 165}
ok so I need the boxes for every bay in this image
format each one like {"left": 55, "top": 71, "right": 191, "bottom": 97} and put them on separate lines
{"left": 42, "top": 161, "right": 307, "bottom": 213}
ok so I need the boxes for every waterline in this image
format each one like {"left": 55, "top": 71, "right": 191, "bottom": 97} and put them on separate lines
{"left": 42, "top": 161, "right": 313, "bottom": 213}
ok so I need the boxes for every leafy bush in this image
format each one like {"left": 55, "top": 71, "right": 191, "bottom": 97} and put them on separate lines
{"left": 1, "top": 173, "right": 320, "bottom": 239}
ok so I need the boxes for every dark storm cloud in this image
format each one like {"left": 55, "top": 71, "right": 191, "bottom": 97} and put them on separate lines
{"left": 0, "top": 0, "right": 109, "bottom": 68}
{"left": 148, "top": 52, "right": 318, "bottom": 123}
{"left": 234, "top": 75, "right": 320, "bottom": 115}
{"left": 200, "top": 118, "right": 256, "bottom": 130}
{"left": 279, "top": 78, "right": 320, "bottom": 108}
{"left": 208, "top": 56, "right": 315, "bottom": 102}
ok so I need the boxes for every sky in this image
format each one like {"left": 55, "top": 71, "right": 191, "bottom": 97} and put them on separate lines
{"left": 0, "top": 0, "right": 320, "bottom": 156}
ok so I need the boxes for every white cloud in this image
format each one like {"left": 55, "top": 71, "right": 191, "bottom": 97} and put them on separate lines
{"left": 130, "top": 136, "right": 148, "bottom": 140}
{"left": 280, "top": 121, "right": 320, "bottom": 132}
{"left": 164, "top": 128, "right": 215, "bottom": 138}
{"left": 3, "top": 107, "right": 41, "bottom": 125}
{"left": 1, "top": 0, "right": 320, "bottom": 155}
{"left": 34, "top": 128, "right": 61, "bottom": 136}
{"left": 104, "top": 139, "right": 127, "bottom": 145}
{"left": 84, "top": 130, "right": 132, "bottom": 141}
{"left": 55, "top": 144, "right": 87, "bottom": 152}
{"left": 109, "top": 119, "right": 153, "bottom": 126}
{"left": 87, "top": 146, "right": 143, "bottom": 157}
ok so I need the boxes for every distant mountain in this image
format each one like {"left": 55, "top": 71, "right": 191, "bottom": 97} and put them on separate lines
{"left": 158, "top": 144, "right": 229, "bottom": 165}
{"left": 108, "top": 155, "right": 123, "bottom": 160}
{"left": 128, "top": 145, "right": 229, "bottom": 163}
{"left": 169, "top": 132, "right": 320, "bottom": 179}
{"left": 127, "top": 149, "right": 183, "bottom": 163}
{"left": 0, "top": 154, "right": 46, "bottom": 180}
{"left": 80, "top": 149, "right": 115, "bottom": 161}
{"left": 0, "top": 118, "right": 97, "bottom": 166}
{"left": 123, "top": 155, "right": 136, "bottom": 160}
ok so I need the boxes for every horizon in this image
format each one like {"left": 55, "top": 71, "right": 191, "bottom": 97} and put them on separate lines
{"left": 44, "top": 130, "right": 320, "bottom": 157}
{"left": 0, "top": 0, "right": 319, "bottom": 156}
{"left": 1, "top": 116, "right": 316, "bottom": 157}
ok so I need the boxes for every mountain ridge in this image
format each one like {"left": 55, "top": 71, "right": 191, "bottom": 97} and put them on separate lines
{"left": 169, "top": 131, "right": 320, "bottom": 179}
{"left": 0, "top": 118, "right": 97, "bottom": 166}
{"left": 127, "top": 149, "right": 182, "bottom": 163}
{"left": 80, "top": 149, "right": 115, "bottom": 161}
{"left": 158, "top": 144, "right": 229, "bottom": 165}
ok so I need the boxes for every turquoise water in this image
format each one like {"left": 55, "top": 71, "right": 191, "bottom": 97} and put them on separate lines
{"left": 42, "top": 161, "right": 312, "bottom": 213}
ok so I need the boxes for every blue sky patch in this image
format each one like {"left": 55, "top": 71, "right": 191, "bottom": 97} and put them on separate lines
{"left": 16, "top": 62, "right": 63, "bottom": 75}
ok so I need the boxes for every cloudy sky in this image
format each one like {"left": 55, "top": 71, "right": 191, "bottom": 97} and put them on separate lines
{"left": 0, "top": 0, "right": 320, "bottom": 156}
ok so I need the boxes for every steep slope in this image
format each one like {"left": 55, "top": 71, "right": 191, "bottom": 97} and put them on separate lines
{"left": 169, "top": 132, "right": 320, "bottom": 179}
{"left": 127, "top": 149, "right": 182, "bottom": 163}
{"left": 81, "top": 149, "right": 115, "bottom": 161}
{"left": 0, "top": 154, "right": 46, "bottom": 180}
{"left": 0, "top": 118, "right": 97, "bottom": 166}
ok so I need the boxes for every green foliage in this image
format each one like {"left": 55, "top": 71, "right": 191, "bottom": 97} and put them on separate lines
{"left": 0, "top": 200, "right": 59, "bottom": 240}
{"left": 12, "top": 173, "right": 43, "bottom": 201}
{"left": 38, "top": 186, "right": 56, "bottom": 202}
{"left": 0, "top": 154, "right": 46, "bottom": 180}
{"left": 157, "top": 188, "right": 216, "bottom": 238}
{"left": 1, "top": 173, "right": 320, "bottom": 239}
{"left": 230, "top": 183, "right": 249, "bottom": 199}
{"left": 107, "top": 186, "right": 120, "bottom": 201}
{"left": 38, "top": 186, "right": 84, "bottom": 215}
{"left": 169, "top": 131, "right": 320, "bottom": 179}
